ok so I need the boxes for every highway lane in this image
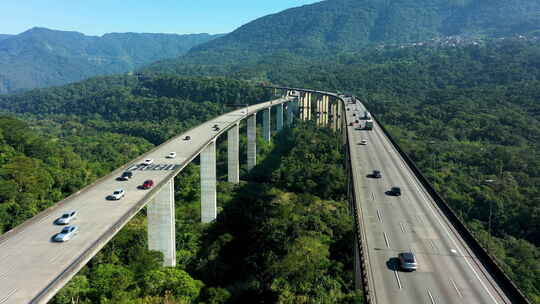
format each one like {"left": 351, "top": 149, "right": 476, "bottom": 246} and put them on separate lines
{"left": 345, "top": 99, "right": 511, "bottom": 304}
{"left": 0, "top": 97, "right": 292, "bottom": 304}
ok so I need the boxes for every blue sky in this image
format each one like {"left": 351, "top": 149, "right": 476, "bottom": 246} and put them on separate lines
{"left": 1, "top": 0, "right": 320, "bottom": 36}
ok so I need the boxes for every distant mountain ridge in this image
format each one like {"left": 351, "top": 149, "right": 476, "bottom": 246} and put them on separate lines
{"left": 0, "top": 35, "right": 12, "bottom": 41}
{"left": 0, "top": 27, "right": 223, "bottom": 93}
{"left": 180, "top": 0, "right": 540, "bottom": 63}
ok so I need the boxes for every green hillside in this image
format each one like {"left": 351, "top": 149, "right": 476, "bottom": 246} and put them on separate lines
{"left": 0, "top": 27, "right": 222, "bottom": 93}
{"left": 153, "top": 0, "right": 540, "bottom": 66}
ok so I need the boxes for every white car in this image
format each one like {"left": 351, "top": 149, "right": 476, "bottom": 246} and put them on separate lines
{"left": 359, "top": 139, "right": 368, "bottom": 145}
{"left": 167, "top": 152, "right": 177, "bottom": 159}
{"left": 53, "top": 225, "right": 79, "bottom": 242}
{"left": 108, "top": 189, "right": 125, "bottom": 200}
{"left": 142, "top": 159, "right": 154, "bottom": 166}
{"left": 56, "top": 211, "right": 77, "bottom": 225}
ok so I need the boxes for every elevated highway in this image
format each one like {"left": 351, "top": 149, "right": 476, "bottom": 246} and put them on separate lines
{"left": 0, "top": 86, "right": 531, "bottom": 304}
{"left": 345, "top": 98, "right": 512, "bottom": 304}
{"left": 0, "top": 96, "right": 295, "bottom": 303}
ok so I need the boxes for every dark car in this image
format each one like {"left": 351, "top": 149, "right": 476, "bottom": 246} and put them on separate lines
{"left": 398, "top": 252, "right": 418, "bottom": 271}
{"left": 117, "top": 171, "right": 133, "bottom": 181}
{"left": 372, "top": 170, "right": 382, "bottom": 178}
{"left": 141, "top": 180, "right": 154, "bottom": 190}
{"left": 389, "top": 187, "right": 401, "bottom": 196}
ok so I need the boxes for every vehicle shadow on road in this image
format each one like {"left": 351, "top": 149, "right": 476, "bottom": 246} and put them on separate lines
{"left": 386, "top": 257, "right": 401, "bottom": 271}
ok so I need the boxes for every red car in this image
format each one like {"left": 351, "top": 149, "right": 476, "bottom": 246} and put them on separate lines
{"left": 141, "top": 180, "right": 154, "bottom": 190}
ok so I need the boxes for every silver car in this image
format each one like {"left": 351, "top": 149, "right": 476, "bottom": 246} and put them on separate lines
{"left": 398, "top": 252, "right": 418, "bottom": 271}
{"left": 53, "top": 225, "right": 79, "bottom": 242}
{"left": 108, "top": 189, "right": 125, "bottom": 200}
{"left": 142, "top": 159, "right": 154, "bottom": 166}
{"left": 56, "top": 211, "right": 77, "bottom": 225}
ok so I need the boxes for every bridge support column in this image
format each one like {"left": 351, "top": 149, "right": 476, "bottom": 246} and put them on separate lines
{"left": 147, "top": 179, "right": 176, "bottom": 267}
{"left": 286, "top": 101, "right": 294, "bottom": 126}
{"left": 332, "top": 99, "right": 338, "bottom": 131}
{"left": 323, "top": 95, "right": 329, "bottom": 127}
{"left": 307, "top": 93, "right": 312, "bottom": 121}
{"left": 338, "top": 99, "right": 343, "bottom": 132}
{"left": 247, "top": 113, "right": 257, "bottom": 170}
{"left": 201, "top": 141, "right": 217, "bottom": 223}
{"left": 227, "top": 123, "right": 239, "bottom": 184}
{"left": 263, "top": 107, "right": 271, "bottom": 142}
{"left": 313, "top": 96, "right": 321, "bottom": 126}
{"left": 300, "top": 93, "right": 305, "bottom": 121}
{"left": 276, "top": 103, "right": 284, "bottom": 131}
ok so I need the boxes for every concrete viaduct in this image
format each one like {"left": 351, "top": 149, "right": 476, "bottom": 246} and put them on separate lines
{"left": 0, "top": 87, "right": 531, "bottom": 304}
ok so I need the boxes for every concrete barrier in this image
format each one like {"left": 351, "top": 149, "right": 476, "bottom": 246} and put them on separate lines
{"left": 371, "top": 112, "right": 532, "bottom": 304}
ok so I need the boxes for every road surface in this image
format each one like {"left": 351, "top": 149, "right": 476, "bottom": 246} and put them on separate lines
{"left": 345, "top": 98, "right": 511, "bottom": 304}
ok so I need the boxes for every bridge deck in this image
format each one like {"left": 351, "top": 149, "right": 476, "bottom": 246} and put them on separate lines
{"left": 345, "top": 98, "right": 511, "bottom": 304}
{"left": 0, "top": 97, "right": 289, "bottom": 304}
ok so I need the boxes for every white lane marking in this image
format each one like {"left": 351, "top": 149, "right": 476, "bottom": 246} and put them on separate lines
{"left": 376, "top": 209, "right": 383, "bottom": 223}
{"left": 0, "top": 288, "right": 17, "bottom": 304}
{"left": 450, "top": 279, "right": 463, "bottom": 298}
{"left": 429, "top": 239, "right": 438, "bottom": 253}
{"left": 399, "top": 222, "right": 406, "bottom": 233}
{"left": 376, "top": 127, "right": 501, "bottom": 303}
{"left": 427, "top": 289, "right": 436, "bottom": 304}
{"left": 383, "top": 232, "right": 390, "bottom": 248}
{"left": 394, "top": 270, "right": 403, "bottom": 289}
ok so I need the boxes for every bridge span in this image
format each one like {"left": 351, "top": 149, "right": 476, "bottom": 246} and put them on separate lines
{"left": 0, "top": 87, "right": 531, "bottom": 304}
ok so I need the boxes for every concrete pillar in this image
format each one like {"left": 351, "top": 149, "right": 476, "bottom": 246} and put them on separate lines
{"left": 201, "top": 141, "right": 217, "bottom": 223}
{"left": 332, "top": 100, "right": 338, "bottom": 132}
{"left": 247, "top": 113, "right": 257, "bottom": 170}
{"left": 319, "top": 96, "right": 324, "bottom": 126}
{"left": 324, "top": 96, "right": 329, "bottom": 126}
{"left": 227, "top": 123, "right": 239, "bottom": 184}
{"left": 307, "top": 93, "right": 312, "bottom": 121}
{"left": 263, "top": 107, "right": 271, "bottom": 142}
{"left": 338, "top": 99, "right": 343, "bottom": 131}
{"left": 300, "top": 92, "right": 307, "bottom": 120}
{"left": 277, "top": 103, "right": 284, "bottom": 131}
{"left": 315, "top": 96, "right": 320, "bottom": 126}
{"left": 147, "top": 179, "right": 176, "bottom": 267}
{"left": 287, "top": 101, "right": 295, "bottom": 126}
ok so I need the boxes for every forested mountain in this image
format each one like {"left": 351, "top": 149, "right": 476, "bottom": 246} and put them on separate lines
{"left": 149, "top": 0, "right": 540, "bottom": 67}
{"left": 0, "top": 34, "right": 12, "bottom": 41}
{"left": 0, "top": 27, "right": 222, "bottom": 93}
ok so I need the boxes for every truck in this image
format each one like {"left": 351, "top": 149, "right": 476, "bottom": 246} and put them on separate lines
{"left": 365, "top": 119, "right": 374, "bottom": 130}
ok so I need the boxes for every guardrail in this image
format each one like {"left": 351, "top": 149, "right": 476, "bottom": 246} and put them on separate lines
{"left": 344, "top": 122, "right": 377, "bottom": 304}
{"left": 371, "top": 112, "right": 532, "bottom": 304}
